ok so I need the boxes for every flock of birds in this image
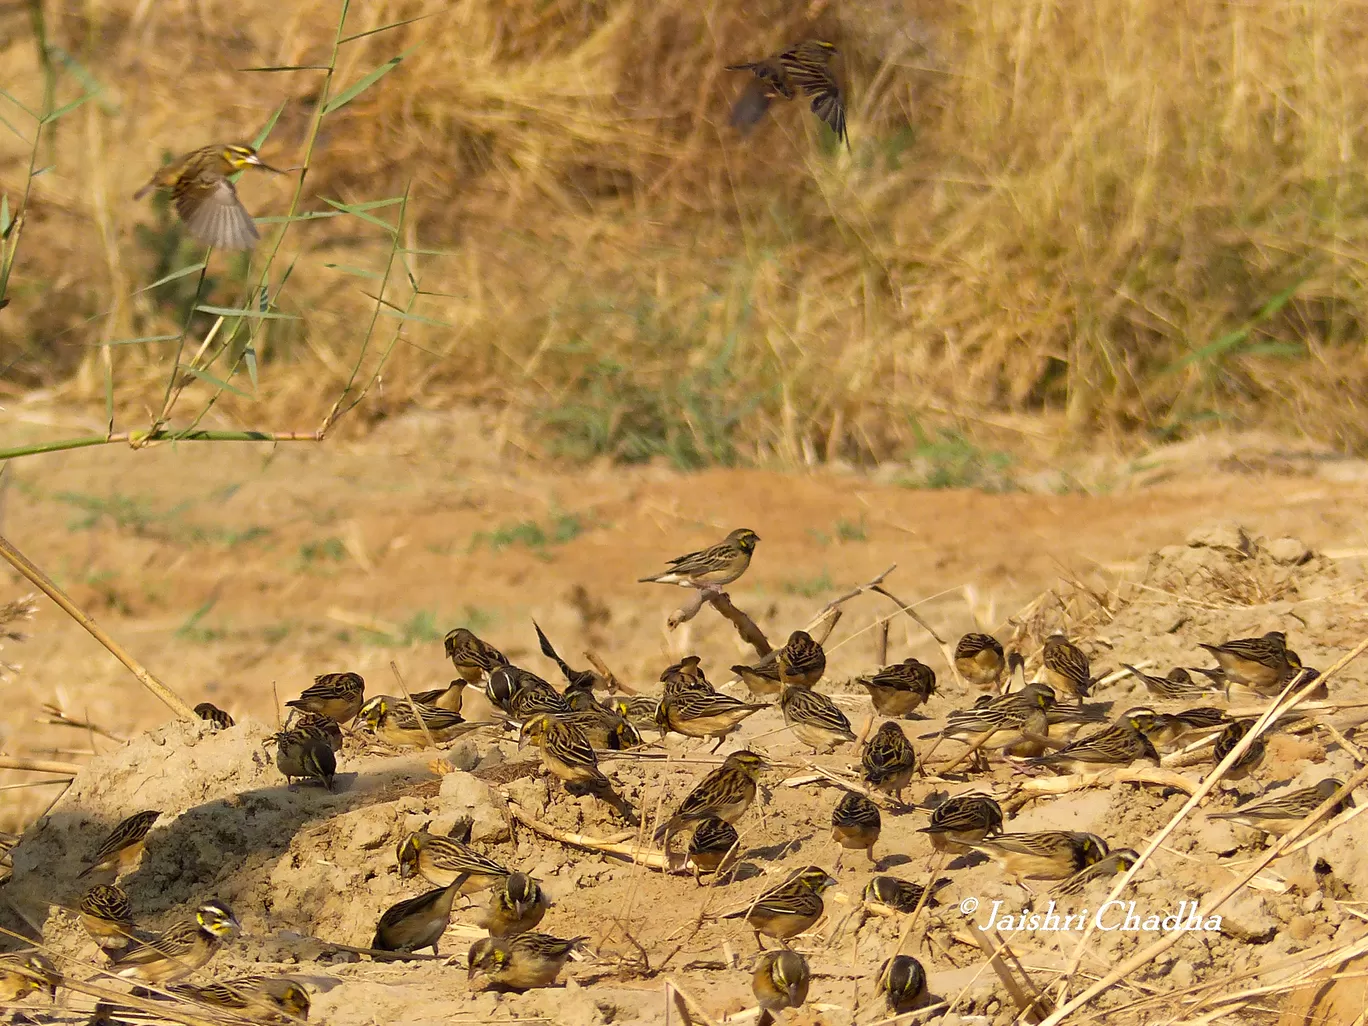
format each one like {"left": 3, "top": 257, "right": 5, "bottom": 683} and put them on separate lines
{"left": 0, "top": 525, "right": 1355, "bottom": 1025}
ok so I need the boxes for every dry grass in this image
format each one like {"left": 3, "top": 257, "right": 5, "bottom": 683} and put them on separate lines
{"left": 5, "top": 0, "right": 1368, "bottom": 462}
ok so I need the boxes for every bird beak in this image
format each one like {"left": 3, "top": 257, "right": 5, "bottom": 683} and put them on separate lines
{"left": 245, "top": 153, "right": 286, "bottom": 174}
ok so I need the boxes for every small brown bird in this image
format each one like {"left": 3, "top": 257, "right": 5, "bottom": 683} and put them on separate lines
{"left": 79, "top": 883, "right": 135, "bottom": 952}
{"left": 270, "top": 725, "right": 337, "bottom": 789}
{"left": 519, "top": 713, "right": 609, "bottom": 791}
{"left": 292, "top": 710, "right": 344, "bottom": 752}
{"left": 372, "top": 879, "right": 462, "bottom": 954}
{"left": 79, "top": 810, "right": 162, "bottom": 879}
{"left": 878, "top": 954, "right": 928, "bottom": 1014}
{"left": 1144, "top": 706, "right": 1227, "bottom": 749}
{"left": 661, "top": 654, "right": 714, "bottom": 691}
{"left": 287, "top": 672, "right": 365, "bottom": 724}
{"left": 920, "top": 793, "right": 1005, "bottom": 854}
{"left": 1041, "top": 633, "right": 1093, "bottom": 700}
{"left": 111, "top": 899, "right": 240, "bottom": 984}
{"left": 655, "top": 750, "right": 766, "bottom": 844}
{"left": 1122, "top": 665, "right": 1220, "bottom": 702}
{"left": 657, "top": 690, "right": 768, "bottom": 752}
{"left": 133, "top": 143, "right": 283, "bottom": 249}
{"left": 780, "top": 685, "right": 856, "bottom": 752}
{"left": 732, "top": 630, "right": 826, "bottom": 698}
{"left": 533, "top": 620, "right": 598, "bottom": 692}
{"left": 753, "top": 950, "right": 810, "bottom": 1026}
{"left": 171, "top": 975, "right": 311, "bottom": 1022}
{"left": 1197, "top": 631, "right": 1291, "bottom": 693}
{"left": 1026, "top": 707, "right": 1160, "bottom": 774}
{"left": 361, "top": 695, "right": 490, "bottom": 747}
{"left": 722, "top": 866, "right": 839, "bottom": 949}
{"left": 1054, "top": 848, "right": 1140, "bottom": 896}
{"left": 467, "top": 932, "right": 586, "bottom": 991}
{"left": 858, "top": 658, "right": 938, "bottom": 718}
{"left": 193, "top": 702, "right": 234, "bottom": 729}
{"left": 409, "top": 680, "right": 468, "bottom": 715}
{"left": 955, "top": 633, "right": 1006, "bottom": 690}
{"left": 0, "top": 952, "right": 56, "bottom": 1002}
{"left": 688, "top": 816, "right": 740, "bottom": 883}
{"left": 727, "top": 41, "right": 849, "bottom": 149}
{"left": 444, "top": 627, "right": 510, "bottom": 683}
{"left": 602, "top": 695, "right": 662, "bottom": 732}
{"left": 862, "top": 876, "right": 945, "bottom": 915}
{"left": 1213, "top": 719, "right": 1267, "bottom": 783}
{"left": 831, "top": 791, "right": 881, "bottom": 869}
{"left": 1210, "top": 778, "right": 1353, "bottom": 836}
{"left": 397, "top": 830, "right": 510, "bottom": 894}
{"left": 639, "top": 528, "right": 761, "bottom": 589}
{"left": 971, "top": 831, "right": 1109, "bottom": 889}
{"left": 861, "top": 721, "right": 917, "bottom": 803}
{"left": 473, "top": 872, "right": 549, "bottom": 938}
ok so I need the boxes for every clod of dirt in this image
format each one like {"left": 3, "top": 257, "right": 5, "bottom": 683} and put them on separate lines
{"left": 1186, "top": 521, "right": 1254, "bottom": 555}
{"left": 1220, "top": 892, "right": 1277, "bottom": 944}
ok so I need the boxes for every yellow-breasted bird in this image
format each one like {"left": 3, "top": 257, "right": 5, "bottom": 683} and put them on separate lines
{"left": 919, "top": 793, "right": 1004, "bottom": 854}
{"left": 655, "top": 750, "right": 765, "bottom": 845}
{"left": 657, "top": 689, "right": 768, "bottom": 752}
{"left": 1210, "top": 778, "right": 1353, "bottom": 836}
{"left": 0, "top": 952, "right": 56, "bottom": 1002}
{"left": 372, "top": 879, "right": 462, "bottom": 955}
{"left": 1143, "top": 706, "right": 1227, "bottom": 750}
{"left": 80, "top": 883, "right": 135, "bottom": 952}
{"left": 955, "top": 633, "right": 1006, "bottom": 691}
{"left": 602, "top": 694, "right": 661, "bottom": 732}
{"left": 727, "top": 41, "right": 849, "bottom": 150}
{"left": 193, "top": 702, "right": 234, "bottom": 729}
{"left": 110, "top": 899, "right": 240, "bottom": 984}
{"left": 519, "top": 713, "right": 638, "bottom": 822}
{"left": 780, "top": 684, "right": 856, "bottom": 752}
{"left": 688, "top": 816, "right": 740, "bottom": 883}
{"left": 410, "top": 680, "right": 468, "bottom": 715}
{"left": 134, "top": 144, "right": 282, "bottom": 250}
{"left": 397, "top": 829, "right": 510, "bottom": 894}
{"left": 79, "top": 809, "right": 162, "bottom": 879}
{"left": 171, "top": 976, "right": 311, "bottom": 1022}
{"left": 638, "top": 528, "right": 760, "bottom": 589}
{"left": 831, "top": 791, "right": 881, "bottom": 869}
{"left": 444, "top": 627, "right": 509, "bottom": 683}
{"left": 878, "top": 955, "right": 928, "bottom": 1014}
{"left": 1196, "top": 630, "right": 1291, "bottom": 693}
{"left": 753, "top": 950, "right": 809, "bottom": 1026}
{"left": 468, "top": 932, "right": 586, "bottom": 991}
{"left": 861, "top": 721, "right": 917, "bottom": 803}
{"left": 1041, "top": 633, "right": 1094, "bottom": 700}
{"left": 473, "top": 872, "right": 549, "bottom": 938}
{"left": 858, "top": 658, "right": 937, "bottom": 718}
{"left": 360, "top": 695, "right": 492, "bottom": 747}
{"left": 286, "top": 671, "right": 365, "bottom": 724}
{"left": 722, "top": 866, "right": 839, "bottom": 949}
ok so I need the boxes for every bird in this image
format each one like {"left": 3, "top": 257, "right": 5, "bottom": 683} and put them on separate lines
{"left": 602, "top": 695, "right": 661, "bottom": 732}
{"left": 519, "top": 713, "right": 610, "bottom": 791}
{"left": 79, "top": 883, "right": 135, "bottom": 952}
{"left": 360, "top": 695, "right": 490, "bottom": 747}
{"left": 371, "top": 879, "right": 463, "bottom": 954}
{"left": 723, "top": 866, "right": 839, "bottom": 948}
{"left": 110, "top": 899, "right": 240, "bottom": 984}
{"left": 291, "top": 710, "right": 344, "bottom": 752}
{"left": 732, "top": 630, "right": 826, "bottom": 698}
{"left": 0, "top": 952, "right": 56, "bottom": 1002}
{"left": 473, "top": 872, "right": 549, "bottom": 937}
{"left": 1197, "top": 631, "right": 1291, "bottom": 693}
{"left": 79, "top": 810, "right": 162, "bottom": 879}
{"left": 1213, "top": 719, "right": 1267, "bottom": 782}
{"left": 878, "top": 954, "right": 928, "bottom": 1014}
{"left": 532, "top": 620, "right": 598, "bottom": 692}
{"left": 286, "top": 672, "right": 365, "bottom": 724}
{"left": 831, "top": 791, "right": 881, "bottom": 868}
{"left": 727, "top": 41, "right": 849, "bottom": 149}
{"left": 861, "top": 721, "right": 917, "bottom": 802}
{"left": 1143, "top": 706, "right": 1227, "bottom": 749}
{"left": 557, "top": 706, "right": 642, "bottom": 750}
{"left": 752, "top": 950, "right": 810, "bottom": 1026}
{"left": 1122, "top": 665, "right": 1220, "bottom": 702}
{"left": 270, "top": 725, "right": 336, "bottom": 789}
{"left": 397, "top": 829, "right": 510, "bottom": 894}
{"left": 654, "top": 750, "right": 766, "bottom": 845}
{"left": 955, "top": 633, "right": 1006, "bottom": 690}
{"left": 920, "top": 793, "right": 1005, "bottom": 854}
{"left": 133, "top": 143, "right": 282, "bottom": 249}
{"left": 780, "top": 685, "right": 856, "bottom": 752}
{"left": 1041, "top": 633, "right": 1094, "bottom": 700}
{"left": 409, "top": 680, "right": 468, "bottom": 715}
{"left": 171, "top": 976, "right": 311, "bottom": 1022}
{"left": 1055, "top": 848, "right": 1141, "bottom": 896}
{"left": 687, "top": 817, "right": 740, "bottom": 883}
{"left": 731, "top": 652, "right": 784, "bottom": 699}
{"left": 656, "top": 690, "right": 768, "bottom": 752}
{"left": 1026, "top": 708, "right": 1160, "bottom": 774}
{"left": 858, "top": 658, "right": 938, "bottom": 718}
{"left": 193, "top": 702, "right": 234, "bottom": 729}
{"left": 638, "top": 528, "right": 760, "bottom": 589}
{"left": 444, "top": 627, "right": 510, "bottom": 683}
{"left": 970, "top": 832, "right": 1110, "bottom": 888}
{"left": 862, "top": 876, "right": 946, "bottom": 915}
{"left": 1209, "top": 778, "right": 1353, "bottom": 836}
{"left": 504, "top": 670, "right": 573, "bottom": 719}
{"left": 467, "top": 932, "right": 586, "bottom": 991}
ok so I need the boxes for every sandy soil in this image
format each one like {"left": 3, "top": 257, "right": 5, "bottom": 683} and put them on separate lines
{"left": 4, "top": 410, "right": 1368, "bottom": 1024}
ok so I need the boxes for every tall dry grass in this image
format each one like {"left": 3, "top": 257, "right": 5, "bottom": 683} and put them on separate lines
{"left": 4, "top": 0, "right": 1368, "bottom": 464}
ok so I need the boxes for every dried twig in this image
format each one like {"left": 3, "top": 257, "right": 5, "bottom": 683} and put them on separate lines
{"left": 668, "top": 588, "right": 771, "bottom": 657}
{"left": 390, "top": 660, "right": 435, "bottom": 750}
{"left": 1001, "top": 767, "right": 1198, "bottom": 812}
{"left": 508, "top": 801, "right": 678, "bottom": 871}
{"left": 0, "top": 756, "right": 79, "bottom": 775}
{"left": 967, "top": 924, "right": 1050, "bottom": 1023}
{"left": 38, "top": 702, "right": 126, "bottom": 742}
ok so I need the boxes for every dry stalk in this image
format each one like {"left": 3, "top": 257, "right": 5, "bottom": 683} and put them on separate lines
{"left": 667, "top": 587, "right": 771, "bottom": 657}
{"left": 508, "top": 801, "right": 676, "bottom": 870}
{"left": 966, "top": 924, "right": 1050, "bottom": 1024}
{"left": 37, "top": 702, "right": 126, "bottom": 742}
{"left": 1002, "top": 767, "right": 1197, "bottom": 813}
{"left": 390, "top": 660, "right": 436, "bottom": 750}
{"left": 0, "top": 756, "right": 79, "bottom": 775}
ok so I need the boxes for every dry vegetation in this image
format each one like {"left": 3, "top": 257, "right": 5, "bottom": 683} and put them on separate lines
{"left": 4, "top": 0, "right": 1368, "bottom": 463}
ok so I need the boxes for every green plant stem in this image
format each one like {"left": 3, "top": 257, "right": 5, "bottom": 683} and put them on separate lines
{"left": 0, "top": 429, "right": 320, "bottom": 461}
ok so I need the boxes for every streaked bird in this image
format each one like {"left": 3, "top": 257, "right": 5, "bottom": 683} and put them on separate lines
{"left": 1026, "top": 708, "right": 1159, "bottom": 774}
{"left": 1197, "top": 630, "right": 1291, "bottom": 693}
{"left": 371, "top": 879, "right": 462, "bottom": 954}
{"left": 360, "top": 695, "right": 490, "bottom": 747}
{"left": 467, "top": 932, "right": 585, "bottom": 991}
{"left": 638, "top": 528, "right": 761, "bottom": 589}
{"left": 858, "top": 658, "right": 937, "bottom": 718}
{"left": 444, "top": 627, "right": 509, "bottom": 683}
{"left": 286, "top": 672, "right": 365, "bottom": 724}
{"left": 831, "top": 791, "right": 881, "bottom": 868}
{"left": 753, "top": 950, "right": 810, "bottom": 1026}
{"left": 657, "top": 690, "right": 767, "bottom": 752}
{"left": 861, "top": 721, "right": 917, "bottom": 802}
{"left": 1213, "top": 719, "right": 1267, "bottom": 782}
{"left": 409, "top": 680, "right": 468, "bottom": 715}
{"left": 171, "top": 976, "right": 311, "bottom": 1022}
{"left": 688, "top": 817, "right": 740, "bottom": 883}
{"left": 726, "top": 41, "right": 849, "bottom": 149}
{"left": 292, "top": 711, "right": 344, "bottom": 753}
{"left": 397, "top": 829, "right": 510, "bottom": 894}
{"left": 533, "top": 620, "right": 597, "bottom": 692}
{"left": 79, "top": 883, "right": 135, "bottom": 952}
{"left": 955, "top": 633, "right": 1006, "bottom": 690}
{"left": 133, "top": 143, "right": 282, "bottom": 249}
{"left": 110, "top": 899, "right": 240, "bottom": 984}
{"left": 0, "top": 952, "right": 56, "bottom": 1002}
{"left": 1041, "top": 633, "right": 1093, "bottom": 700}
{"left": 970, "top": 831, "right": 1109, "bottom": 886}
{"left": 270, "top": 725, "right": 336, "bottom": 790}
{"left": 1210, "top": 778, "right": 1353, "bottom": 836}
{"left": 878, "top": 954, "right": 928, "bottom": 1014}
{"left": 193, "top": 702, "right": 234, "bottom": 729}
{"left": 1055, "top": 848, "right": 1140, "bottom": 896}
{"left": 473, "top": 872, "right": 549, "bottom": 938}
{"left": 520, "top": 713, "right": 608, "bottom": 790}
{"left": 79, "top": 810, "right": 162, "bottom": 879}
{"left": 862, "top": 875, "right": 946, "bottom": 915}
{"left": 655, "top": 750, "right": 765, "bottom": 844}
{"left": 1122, "top": 664, "right": 1219, "bottom": 702}
{"left": 602, "top": 695, "right": 661, "bottom": 732}
{"left": 722, "top": 866, "right": 839, "bottom": 948}
{"left": 920, "top": 793, "right": 1004, "bottom": 854}
{"left": 1144, "top": 706, "right": 1227, "bottom": 749}
{"left": 780, "top": 685, "right": 856, "bottom": 752}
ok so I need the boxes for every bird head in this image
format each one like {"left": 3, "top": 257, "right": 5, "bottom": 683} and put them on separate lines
{"left": 796, "top": 866, "right": 839, "bottom": 893}
{"left": 725, "top": 750, "right": 767, "bottom": 776}
{"left": 728, "top": 528, "right": 760, "bottom": 553}
{"left": 197, "top": 900, "right": 242, "bottom": 940}
{"left": 222, "top": 143, "right": 282, "bottom": 174}
{"left": 359, "top": 695, "right": 388, "bottom": 729}
{"left": 505, "top": 872, "right": 542, "bottom": 917}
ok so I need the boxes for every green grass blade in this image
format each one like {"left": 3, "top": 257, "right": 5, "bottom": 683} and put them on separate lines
{"left": 339, "top": 14, "right": 434, "bottom": 43}
{"left": 324, "top": 263, "right": 383, "bottom": 279}
{"left": 0, "top": 195, "right": 9, "bottom": 236}
{"left": 138, "top": 261, "right": 208, "bottom": 293}
{"left": 240, "top": 64, "right": 333, "bottom": 72}
{"left": 0, "top": 90, "right": 36, "bottom": 118}
{"left": 179, "top": 364, "right": 253, "bottom": 398}
{"left": 194, "top": 304, "right": 300, "bottom": 320}
{"left": 376, "top": 308, "right": 452, "bottom": 327}
{"left": 252, "top": 103, "right": 286, "bottom": 149}
{"left": 320, "top": 196, "right": 396, "bottom": 231}
{"left": 39, "top": 90, "right": 97, "bottom": 124}
{"left": 322, "top": 48, "right": 414, "bottom": 115}
{"left": 97, "top": 334, "right": 181, "bottom": 347}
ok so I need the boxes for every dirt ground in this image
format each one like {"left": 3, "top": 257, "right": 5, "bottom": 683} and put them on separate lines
{"left": 4, "top": 408, "right": 1368, "bottom": 1024}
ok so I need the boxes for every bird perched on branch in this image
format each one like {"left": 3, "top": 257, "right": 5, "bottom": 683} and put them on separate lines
{"left": 727, "top": 41, "right": 849, "bottom": 149}
{"left": 639, "top": 528, "right": 760, "bottom": 589}
{"left": 133, "top": 143, "right": 282, "bottom": 249}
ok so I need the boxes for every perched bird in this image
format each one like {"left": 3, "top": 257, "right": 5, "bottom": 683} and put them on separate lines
{"left": 397, "top": 829, "right": 510, "bottom": 894}
{"left": 858, "top": 658, "right": 938, "bottom": 718}
{"left": 270, "top": 725, "right": 336, "bottom": 790}
{"left": 752, "top": 950, "right": 810, "bottom": 1025}
{"left": 1054, "top": 848, "right": 1140, "bottom": 896}
{"left": 920, "top": 793, "right": 1005, "bottom": 855}
{"left": 133, "top": 143, "right": 282, "bottom": 249}
{"left": 533, "top": 620, "right": 597, "bottom": 692}
{"left": 602, "top": 695, "right": 661, "bottom": 732}
{"left": 1041, "top": 633, "right": 1093, "bottom": 700}
{"left": 79, "top": 883, "right": 135, "bottom": 951}
{"left": 654, "top": 750, "right": 766, "bottom": 844}
{"left": 727, "top": 41, "right": 849, "bottom": 148}
{"left": 723, "top": 866, "right": 839, "bottom": 949}
{"left": 862, "top": 876, "right": 945, "bottom": 915}
{"left": 638, "top": 528, "right": 761, "bottom": 589}
{"left": 467, "top": 932, "right": 585, "bottom": 991}
{"left": 444, "top": 628, "right": 509, "bottom": 683}
{"left": 688, "top": 817, "right": 740, "bottom": 883}
{"left": 0, "top": 952, "right": 56, "bottom": 1002}
{"left": 656, "top": 690, "right": 768, "bottom": 752}
{"left": 971, "top": 832, "right": 1109, "bottom": 888}
{"left": 409, "top": 680, "right": 468, "bottom": 715}
{"left": 79, "top": 810, "right": 162, "bottom": 879}
{"left": 1210, "top": 778, "right": 1353, "bottom": 836}
{"left": 360, "top": 695, "right": 489, "bottom": 747}
{"left": 878, "top": 955, "right": 928, "bottom": 1015}
{"left": 1026, "top": 708, "right": 1159, "bottom": 774}
{"left": 171, "top": 976, "right": 311, "bottom": 1022}
{"left": 372, "top": 879, "right": 462, "bottom": 954}
{"left": 937, "top": 690, "right": 1053, "bottom": 768}
{"left": 1197, "top": 631, "right": 1291, "bottom": 693}
{"left": 955, "top": 633, "right": 1006, "bottom": 690}
{"left": 780, "top": 685, "right": 856, "bottom": 752}
{"left": 1122, "top": 665, "right": 1219, "bottom": 702}
{"left": 193, "top": 702, "right": 234, "bottom": 729}
{"left": 861, "top": 721, "right": 917, "bottom": 802}
{"left": 1213, "top": 719, "right": 1267, "bottom": 782}
{"left": 473, "top": 872, "right": 549, "bottom": 937}
{"left": 286, "top": 672, "right": 365, "bottom": 724}
{"left": 292, "top": 710, "right": 344, "bottom": 753}
{"left": 111, "top": 899, "right": 240, "bottom": 984}
{"left": 831, "top": 791, "right": 881, "bottom": 868}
